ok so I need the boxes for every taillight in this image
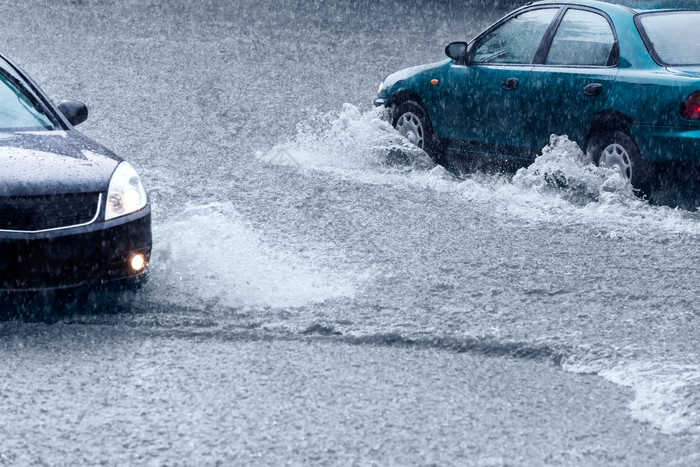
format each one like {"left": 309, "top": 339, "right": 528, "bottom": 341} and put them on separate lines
{"left": 681, "top": 91, "right": 700, "bottom": 120}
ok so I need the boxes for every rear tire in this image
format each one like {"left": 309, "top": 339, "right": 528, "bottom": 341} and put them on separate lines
{"left": 587, "top": 130, "right": 653, "bottom": 196}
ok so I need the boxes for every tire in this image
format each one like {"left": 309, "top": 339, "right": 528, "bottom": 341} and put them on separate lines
{"left": 391, "top": 100, "right": 446, "bottom": 166}
{"left": 587, "top": 130, "right": 654, "bottom": 196}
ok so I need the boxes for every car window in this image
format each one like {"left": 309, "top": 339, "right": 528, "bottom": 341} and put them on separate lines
{"left": 638, "top": 12, "right": 700, "bottom": 66}
{"left": 473, "top": 8, "right": 559, "bottom": 65}
{"left": 0, "top": 73, "right": 54, "bottom": 131}
{"left": 546, "top": 9, "right": 615, "bottom": 66}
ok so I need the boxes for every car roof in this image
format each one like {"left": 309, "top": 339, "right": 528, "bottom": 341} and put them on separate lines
{"left": 530, "top": 0, "right": 698, "bottom": 14}
{"left": 611, "top": 0, "right": 699, "bottom": 11}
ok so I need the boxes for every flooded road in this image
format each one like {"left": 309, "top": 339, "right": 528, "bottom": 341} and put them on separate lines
{"left": 0, "top": 0, "right": 699, "bottom": 464}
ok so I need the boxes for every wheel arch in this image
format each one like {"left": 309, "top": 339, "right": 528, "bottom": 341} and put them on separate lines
{"left": 386, "top": 89, "right": 427, "bottom": 110}
{"left": 584, "top": 110, "right": 638, "bottom": 151}
{"left": 386, "top": 89, "right": 441, "bottom": 139}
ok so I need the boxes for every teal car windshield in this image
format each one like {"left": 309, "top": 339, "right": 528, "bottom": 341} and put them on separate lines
{"left": 0, "top": 73, "right": 55, "bottom": 131}
{"left": 637, "top": 12, "right": 700, "bottom": 66}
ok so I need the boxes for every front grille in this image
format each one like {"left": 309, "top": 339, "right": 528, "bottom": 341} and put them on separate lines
{"left": 0, "top": 193, "right": 100, "bottom": 232}
{"left": 0, "top": 237, "right": 103, "bottom": 289}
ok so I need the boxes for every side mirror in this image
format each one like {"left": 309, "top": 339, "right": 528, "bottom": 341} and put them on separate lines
{"left": 445, "top": 41, "right": 469, "bottom": 64}
{"left": 57, "top": 100, "right": 88, "bottom": 126}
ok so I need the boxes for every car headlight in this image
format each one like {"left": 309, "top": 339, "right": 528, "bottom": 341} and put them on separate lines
{"left": 105, "top": 161, "right": 148, "bottom": 220}
{"left": 378, "top": 80, "right": 386, "bottom": 95}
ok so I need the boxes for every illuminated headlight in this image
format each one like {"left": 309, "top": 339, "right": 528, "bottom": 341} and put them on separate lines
{"left": 105, "top": 161, "right": 148, "bottom": 220}
{"left": 377, "top": 80, "right": 386, "bottom": 95}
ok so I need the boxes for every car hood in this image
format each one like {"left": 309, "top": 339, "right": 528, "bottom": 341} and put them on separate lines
{"left": 0, "top": 130, "right": 121, "bottom": 197}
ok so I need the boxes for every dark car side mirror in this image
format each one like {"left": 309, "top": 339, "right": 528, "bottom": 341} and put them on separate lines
{"left": 445, "top": 41, "right": 470, "bottom": 64}
{"left": 57, "top": 100, "right": 88, "bottom": 126}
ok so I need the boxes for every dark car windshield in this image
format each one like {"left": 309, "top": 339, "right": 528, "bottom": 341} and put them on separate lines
{"left": 0, "top": 72, "right": 55, "bottom": 131}
{"left": 637, "top": 11, "right": 700, "bottom": 66}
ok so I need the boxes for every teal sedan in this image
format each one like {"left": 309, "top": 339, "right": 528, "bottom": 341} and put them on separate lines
{"left": 375, "top": 0, "right": 700, "bottom": 194}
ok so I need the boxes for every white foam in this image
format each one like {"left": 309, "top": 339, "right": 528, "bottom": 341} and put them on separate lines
{"left": 566, "top": 359, "right": 700, "bottom": 435}
{"left": 258, "top": 103, "right": 433, "bottom": 174}
{"left": 149, "top": 203, "right": 356, "bottom": 309}
{"left": 261, "top": 104, "right": 700, "bottom": 238}
{"left": 512, "top": 134, "right": 635, "bottom": 204}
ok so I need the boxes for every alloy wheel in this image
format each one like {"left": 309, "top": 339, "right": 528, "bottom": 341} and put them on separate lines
{"left": 599, "top": 143, "right": 632, "bottom": 181}
{"left": 395, "top": 112, "right": 424, "bottom": 149}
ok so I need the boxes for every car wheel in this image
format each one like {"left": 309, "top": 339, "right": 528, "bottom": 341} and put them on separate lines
{"left": 392, "top": 100, "right": 445, "bottom": 165}
{"left": 588, "top": 130, "right": 653, "bottom": 196}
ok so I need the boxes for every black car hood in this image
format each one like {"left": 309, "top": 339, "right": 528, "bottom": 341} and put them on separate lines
{"left": 0, "top": 130, "right": 121, "bottom": 197}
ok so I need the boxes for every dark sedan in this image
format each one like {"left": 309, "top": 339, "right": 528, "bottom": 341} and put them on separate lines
{"left": 0, "top": 52, "right": 151, "bottom": 296}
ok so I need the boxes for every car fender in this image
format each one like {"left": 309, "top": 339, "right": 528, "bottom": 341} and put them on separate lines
{"left": 381, "top": 60, "right": 451, "bottom": 133}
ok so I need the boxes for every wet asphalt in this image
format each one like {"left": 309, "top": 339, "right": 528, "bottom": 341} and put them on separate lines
{"left": 0, "top": 0, "right": 699, "bottom": 464}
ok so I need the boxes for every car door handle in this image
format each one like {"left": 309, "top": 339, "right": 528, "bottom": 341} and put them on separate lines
{"left": 502, "top": 78, "right": 519, "bottom": 90}
{"left": 584, "top": 83, "right": 603, "bottom": 97}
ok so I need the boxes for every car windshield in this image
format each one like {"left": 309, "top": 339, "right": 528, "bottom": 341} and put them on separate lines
{"left": 0, "top": 71, "right": 55, "bottom": 131}
{"left": 637, "top": 11, "right": 700, "bottom": 66}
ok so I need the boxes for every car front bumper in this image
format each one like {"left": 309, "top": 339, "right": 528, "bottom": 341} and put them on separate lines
{"left": 0, "top": 207, "right": 152, "bottom": 292}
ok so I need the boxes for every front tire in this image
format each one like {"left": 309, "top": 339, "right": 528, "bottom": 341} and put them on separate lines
{"left": 391, "top": 100, "right": 445, "bottom": 166}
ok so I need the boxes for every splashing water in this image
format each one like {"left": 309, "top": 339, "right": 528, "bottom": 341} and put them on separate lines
{"left": 258, "top": 103, "right": 434, "bottom": 174}
{"left": 150, "top": 203, "right": 357, "bottom": 310}
{"left": 262, "top": 104, "right": 700, "bottom": 237}
{"left": 512, "top": 134, "right": 636, "bottom": 205}
{"left": 566, "top": 358, "right": 700, "bottom": 436}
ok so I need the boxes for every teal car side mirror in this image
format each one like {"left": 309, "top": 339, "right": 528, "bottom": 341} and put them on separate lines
{"left": 445, "top": 41, "right": 469, "bottom": 65}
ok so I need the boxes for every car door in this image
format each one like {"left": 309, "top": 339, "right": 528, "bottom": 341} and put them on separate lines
{"left": 525, "top": 7, "right": 620, "bottom": 153}
{"left": 442, "top": 7, "right": 561, "bottom": 160}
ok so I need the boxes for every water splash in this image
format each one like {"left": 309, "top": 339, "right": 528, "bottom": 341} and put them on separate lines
{"left": 512, "top": 134, "right": 635, "bottom": 205}
{"left": 149, "top": 203, "right": 357, "bottom": 309}
{"left": 259, "top": 103, "right": 434, "bottom": 173}
{"left": 262, "top": 104, "right": 700, "bottom": 237}
{"left": 566, "top": 358, "right": 700, "bottom": 435}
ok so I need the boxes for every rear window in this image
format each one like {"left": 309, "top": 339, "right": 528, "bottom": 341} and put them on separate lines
{"left": 637, "top": 12, "right": 700, "bottom": 66}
